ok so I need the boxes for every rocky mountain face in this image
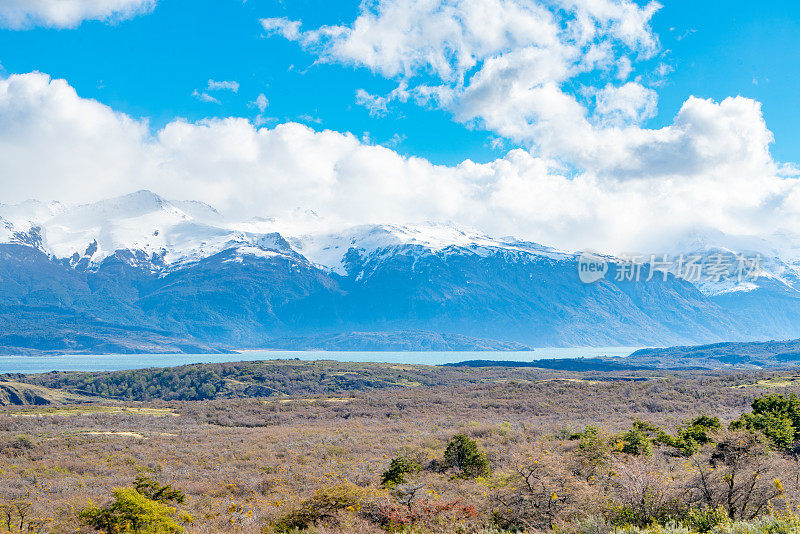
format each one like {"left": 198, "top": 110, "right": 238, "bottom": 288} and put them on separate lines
{"left": 3, "top": 190, "right": 800, "bottom": 353}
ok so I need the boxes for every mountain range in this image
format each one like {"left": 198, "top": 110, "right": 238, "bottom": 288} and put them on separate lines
{"left": 3, "top": 190, "right": 800, "bottom": 354}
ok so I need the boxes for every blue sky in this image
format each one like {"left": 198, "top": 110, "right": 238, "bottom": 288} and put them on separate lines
{"left": 0, "top": 0, "right": 799, "bottom": 253}
{"left": 1, "top": 0, "right": 798, "bottom": 166}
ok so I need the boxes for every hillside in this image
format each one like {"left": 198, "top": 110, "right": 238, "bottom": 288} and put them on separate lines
{"left": 0, "top": 380, "right": 97, "bottom": 406}
{"left": 629, "top": 339, "right": 800, "bottom": 369}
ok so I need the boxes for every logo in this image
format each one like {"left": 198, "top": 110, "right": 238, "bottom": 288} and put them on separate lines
{"left": 578, "top": 250, "right": 608, "bottom": 283}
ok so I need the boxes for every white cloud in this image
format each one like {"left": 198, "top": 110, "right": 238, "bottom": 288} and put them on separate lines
{"left": 616, "top": 57, "right": 633, "bottom": 80}
{"left": 260, "top": 0, "right": 700, "bottom": 178}
{"left": 0, "top": 71, "right": 798, "bottom": 255}
{"left": 264, "top": 0, "right": 567, "bottom": 82}
{"left": 355, "top": 89, "right": 389, "bottom": 117}
{"left": 192, "top": 80, "right": 238, "bottom": 104}
{"left": 593, "top": 82, "right": 658, "bottom": 126}
{"left": 192, "top": 89, "right": 220, "bottom": 104}
{"left": 207, "top": 79, "right": 239, "bottom": 92}
{"left": 355, "top": 82, "right": 410, "bottom": 117}
{"left": 260, "top": 17, "right": 303, "bottom": 41}
{"left": 254, "top": 93, "right": 269, "bottom": 112}
{"left": 258, "top": 0, "right": 791, "bottom": 197}
{"left": 0, "top": 0, "right": 155, "bottom": 29}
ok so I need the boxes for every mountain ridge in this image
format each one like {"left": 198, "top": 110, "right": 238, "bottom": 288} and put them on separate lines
{"left": 4, "top": 191, "right": 800, "bottom": 352}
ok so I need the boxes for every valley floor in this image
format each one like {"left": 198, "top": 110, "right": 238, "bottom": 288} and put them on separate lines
{"left": 0, "top": 362, "right": 799, "bottom": 533}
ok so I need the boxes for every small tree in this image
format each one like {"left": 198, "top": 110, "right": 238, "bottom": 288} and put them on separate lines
{"left": 572, "top": 426, "right": 613, "bottom": 481}
{"left": 80, "top": 488, "right": 184, "bottom": 534}
{"left": 688, "top": 431, "right": 785, "bottom": 520}
{"left": 620, "top": 421, "right": 661, "bottom": 456}
{"left": 381, "top": 456, "right": 420, "bottom": 487}
{"left": 0, "top": 500, "right": 42, "bottom": 532}
{"left": 658, "top": 415, "right": 722, "bottom": 456}
{"left": 608, "top": 456, "right": 685, "bottom": 526}
{"left": 272, "top": 483, "right": 364, "bottom": 532}
{"left": 134, "top": 474, "right": 186, "bottom": 504}
{"left": 492, "top": 454, "right": 587, "bottom": 531}
{"left": 443, "top": 434, "right": 489, "bottom": 478}
{"left": 730, "top": 394, "right": 800, "bottom": 450}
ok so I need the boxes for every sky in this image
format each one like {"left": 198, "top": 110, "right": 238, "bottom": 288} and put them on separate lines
{"left": 1, "top": 0, "right": 800, "bottom": 253}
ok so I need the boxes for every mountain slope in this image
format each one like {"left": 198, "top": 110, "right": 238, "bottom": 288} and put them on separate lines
{"left": 3, "top": 191, "right": 800, "bottom": 352}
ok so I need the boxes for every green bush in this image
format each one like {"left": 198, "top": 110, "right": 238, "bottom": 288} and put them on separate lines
{"left": 608, "top": 512, "right": 800, "bottom": 534}
{"left": 381, "top": 456, "right": 420, "bottom": 487}
{"left": 666, "top": 415, "right": 722, "bottom": 456}
{"left": 272, "top": 483, "right": 364, "bottom": 533}
{"left": 619, "top": 422, "right": 660, "bottom": 456}
{"left": 443, "top": 434, "right": 490, "bottom": 479}
{"left": 574, "top": 425, "right": 613, "bottom": 478}
{"left": 685, "top": 506, "right": 728, "bottom": 533}
{"left": 730, "top": 394, "right": 800, "bottom": 449}
{"left": 80, "top": 488, "right": 184, "bottom": 534}
{"left": 134, "top": 474, "right": 186, "bottom": 504}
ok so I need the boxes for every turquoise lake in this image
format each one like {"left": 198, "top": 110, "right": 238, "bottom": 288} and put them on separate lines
{"left": 0, "top": 347, "right": 643, "bottom": 374}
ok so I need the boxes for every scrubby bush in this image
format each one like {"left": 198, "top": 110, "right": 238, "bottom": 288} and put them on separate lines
{"left": 571, "top": 425, "right": 614, "bottom": 481}
{"left": 0, "top": 500, "right": 46, "bottom": 532}
{"left": 620, "top": 421, "right": 662, "bottom": 456}
{"left": 0, "top": 434, "right": 35, "bottom": 457}
{"left": 443, "top": 434, "right": 489, "bottom": 479}
{"left": 730, "top": 394, "right": 800, "bottom": 450}
{"left": 608, "top": 457, "right": 686, "bottom": 527}
{"left": 372, "top": 498, "right": 480, "bottom": 531}
{"left": 381, "top": 456, "right": 420, "bottom": 487}
{"left": 271, "top": 483, "right": 365, "bottom": 532}
{"left": 80, "top": 488, "right": 184, "bottom": 534}
{"left": 134, "top": 474, "right": 186, "bottom": 504}
{"left": 607, "top": 509, "right": 800, "bottom": 533}
{"left": 684, "top": 506, "right": 729, "bottom": 533}
{"left": 653, "top": 416, "right": 722, "bottom": 456}
{"left": 492, "top": 455, "right": 588, "bottom": 531}
{"left": 688, "top": 432, "right": 785, "bottom": 520}
{"left": 672, "top": 416, "right": 721, "bottom": 456}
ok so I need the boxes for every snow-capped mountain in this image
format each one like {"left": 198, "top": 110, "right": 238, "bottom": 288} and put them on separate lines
{"left": 291, "top": 223, "right": 572, "bottom": 276}
{"left": 4, "top": 190, "right": 800, "bottom": 354}
{"left": 652, "top": 228, "right": 800, "bottom": 297}
{"left": 0, "top": 190, "right": 577, "bottom": 275}
{"left": 0, "top": 190, "right": 303, "bottom": 271}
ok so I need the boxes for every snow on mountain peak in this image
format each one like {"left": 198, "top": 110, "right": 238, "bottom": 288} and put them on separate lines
{"left": 291, "top": 222, "right": 571, "bottom": 275}
{"left": 0, "top": 191, "right": 289, "bottom": 270}
{"left": 8, "top": 191, "right": 800, "bottom": 297}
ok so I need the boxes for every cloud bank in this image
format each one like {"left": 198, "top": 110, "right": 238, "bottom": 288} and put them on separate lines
{"left": 260, "top": 0, "right": 675, "bottom": 176}
{"left": 0, "top": 71, "right": 798, "bottom": 254}
{"left": 0, "top": 0, "right": 155, "bottom": 29}
{"left": 261, "top": 0, "right": 780, "bottom": 183}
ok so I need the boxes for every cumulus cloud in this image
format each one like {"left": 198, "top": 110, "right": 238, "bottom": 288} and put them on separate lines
{"left": 0, "top": 71, "right": 797, "bottom": 254}
{"left": 262, "top": 0, "right": 732, "bottom": 179}
{"left": 0, "top": 0, "right": 155, "bottom": 29}
{"left": 593, "top": 82, "right": 658, "bottom": 126}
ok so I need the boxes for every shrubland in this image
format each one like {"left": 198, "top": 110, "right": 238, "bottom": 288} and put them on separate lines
{"left": 0, "top": 361, "right": 799, "bottom": 532}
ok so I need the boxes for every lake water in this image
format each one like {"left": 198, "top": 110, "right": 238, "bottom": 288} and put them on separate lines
{"left": 0, "top": 347, "right": 642, "bottom": 374}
